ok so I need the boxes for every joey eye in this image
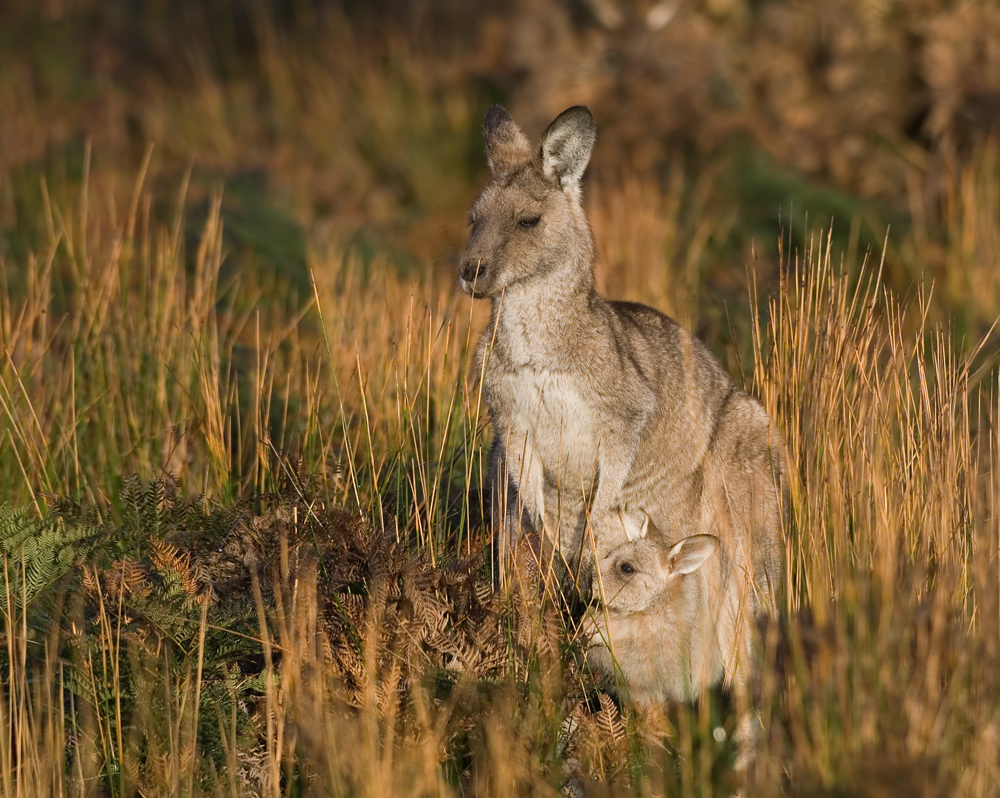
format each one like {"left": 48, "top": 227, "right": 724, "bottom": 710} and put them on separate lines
{"left": 518, "top": 216, "right": 541, "bottom": 229}
{"left": 619, "top": 562, "right": 636, "bottom": 576}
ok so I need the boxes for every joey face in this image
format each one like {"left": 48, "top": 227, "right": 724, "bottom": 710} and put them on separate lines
{"left": 590, "top": 533, "right": 720, "bottom": 618}
{"left": 593, "top": 538, "right": 665, "bottom": 615}
{"left": 459, "top": 105, "right": 596, "bottom": 299}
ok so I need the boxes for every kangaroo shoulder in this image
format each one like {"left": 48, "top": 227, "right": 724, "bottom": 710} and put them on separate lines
{"left": 606, "top": 299, "right": 679, "bottom": 338}
{"left": 605, "top": 299, "right": 735, "bottom": 390}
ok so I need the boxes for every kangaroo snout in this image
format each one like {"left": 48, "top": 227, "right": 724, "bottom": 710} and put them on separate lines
{"left": 459, "top": 257, "right": 488, "bottom": 296}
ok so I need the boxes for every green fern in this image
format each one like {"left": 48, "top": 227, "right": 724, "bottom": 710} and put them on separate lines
{"left": 0, "top": 503, "right": 102, "bottom": 612}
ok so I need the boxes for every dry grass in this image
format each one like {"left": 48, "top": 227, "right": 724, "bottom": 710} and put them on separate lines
{"left": 1, "top": 3, "right": 999, "bottom": 796}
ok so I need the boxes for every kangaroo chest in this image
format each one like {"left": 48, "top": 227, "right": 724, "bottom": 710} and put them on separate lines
{"left": 488, "top": 366, "right": 602, "bottom": 492}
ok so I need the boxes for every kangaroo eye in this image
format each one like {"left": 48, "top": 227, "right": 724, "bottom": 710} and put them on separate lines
{"left": 518, "top": 216, "right": 541, "bottom": 229}
{"left": 619, "top": 562, "right": 636, "bottom": 576}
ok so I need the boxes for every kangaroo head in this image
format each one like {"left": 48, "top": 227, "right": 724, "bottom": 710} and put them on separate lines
{"left": 459, "top": 105, "right": 597, "bottom": 298}
{"left": 593, "top": 523, "right": 719, "bottom": 616}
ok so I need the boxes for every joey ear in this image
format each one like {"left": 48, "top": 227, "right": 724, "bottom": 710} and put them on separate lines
{"left": 541, "top": 106, "right": 596, "bottom": 191}
{"left": 483, "top": 106, "right": 531, "bottom": 175}
{"left": 665, "top": 535, "right": 719, "bottom": 576}
{"left": 622, "top": 511, "right": 649, "bottom": 541}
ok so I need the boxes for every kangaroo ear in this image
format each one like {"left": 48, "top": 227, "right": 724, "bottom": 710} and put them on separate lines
{"left": 622, "top": 511, "right": 649, "bottom": 541}
{"left": 541, "top": 106, "right": 596, "bottom": 191}
{"left": 665, "top": 535, "right": 719, "bottom": 576}
{"left": 484, "top": 106, "right": 531, "bottom": 175}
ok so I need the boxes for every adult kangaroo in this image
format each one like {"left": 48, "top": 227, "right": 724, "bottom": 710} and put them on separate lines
{"left": 459, "top": 105, "right": 785, "bottom": 613}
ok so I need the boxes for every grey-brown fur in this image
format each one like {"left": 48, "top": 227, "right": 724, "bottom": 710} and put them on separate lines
{"left": 586, "top": 518, "right": 722, "bottom": 704}
{"left": 459, "top": 105, "right": 786, "bottom": 606}
{"left": 586, "top": 511, "right": 775, "bottom": 772}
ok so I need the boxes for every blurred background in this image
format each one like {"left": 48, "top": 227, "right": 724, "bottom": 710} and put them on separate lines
{"left": 3, "top": 0, "right": 999, "bottom": 325}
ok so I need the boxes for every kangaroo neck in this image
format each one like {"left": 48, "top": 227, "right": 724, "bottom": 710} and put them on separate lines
{"left": 495, "top": 275, "right": 594, "bottom": 319}
{"left": 489, "top": 260, "right": 599, "bottom": 367}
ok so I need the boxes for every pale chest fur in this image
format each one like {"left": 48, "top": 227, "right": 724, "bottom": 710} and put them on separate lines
{"left": 486, "top": 364, "right": 603, "bottom": 494}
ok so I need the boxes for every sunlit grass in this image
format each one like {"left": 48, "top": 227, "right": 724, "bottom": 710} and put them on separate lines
{"left": 2, "top": 149, "right": 997, "bottom": 794}
{"left": 1, "top": 4, "right": 999, "bottom": 796}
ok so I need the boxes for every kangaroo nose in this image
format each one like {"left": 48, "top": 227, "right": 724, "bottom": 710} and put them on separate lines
{"left": 460, "top": 259, "right": 486, "bottom": 285}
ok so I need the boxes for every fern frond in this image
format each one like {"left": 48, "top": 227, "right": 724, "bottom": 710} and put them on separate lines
{"left": 0, "top": 503, "right": 103, "bottom": 611}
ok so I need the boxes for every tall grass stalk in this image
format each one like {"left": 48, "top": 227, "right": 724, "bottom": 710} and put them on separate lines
{"left": 0, "top": 152, "right": 998, "bottom": 795}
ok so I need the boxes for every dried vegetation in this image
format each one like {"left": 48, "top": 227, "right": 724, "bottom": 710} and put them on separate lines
{"left": 0, "top": 1, "right": 999, "bottom": 796}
